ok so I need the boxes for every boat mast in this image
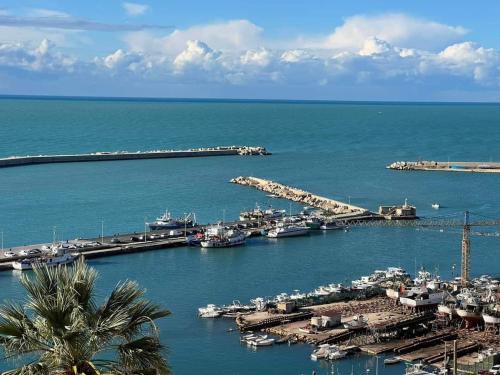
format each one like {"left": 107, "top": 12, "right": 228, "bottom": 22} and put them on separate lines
{"left": 461, "top": 211, "right": 470, "bottom": 286}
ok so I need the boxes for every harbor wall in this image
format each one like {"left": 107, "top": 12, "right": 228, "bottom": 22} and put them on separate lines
{"left": 0, "top": 146, "right": 270, "bottom": 168}
{"left": 387, "top": 161, "right": 500, "bottom": 173}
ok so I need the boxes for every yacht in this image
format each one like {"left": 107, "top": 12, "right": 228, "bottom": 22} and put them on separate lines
{"left": 147, "top": 210, "right": 195, "bottom": 231}
{"left": 431, "top": 203, "right": 440, "bottom": 209}
{"left": 267, "top": 223, "right": 309, "bottom": 238}
{"left": 198, "top": 304, "right": 223, "bottom": 318}
{"left": 12, "top": 249, "right": 77, "bottom": 271}
{"left": 311, "top": 344, "right": 333, "bottom": 361}
{"left": 200, "top": 225, "right": 246, "bottom": 248}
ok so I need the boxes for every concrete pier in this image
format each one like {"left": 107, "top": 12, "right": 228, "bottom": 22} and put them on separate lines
{"left": 0, "top": 146, "right": 270, "bottom": 169}
{"left": 387, "top": 161, "right": 500, "bottom": 173}
{"left": 230, "top": 176, "right": 373, "bottom": 217}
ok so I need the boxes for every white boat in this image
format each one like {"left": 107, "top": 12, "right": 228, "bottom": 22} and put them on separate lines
{"left": 200, "top": 225, "right": 246, "bottom": 248}
{"left": 482, "top": 307, "right": 500, "bottom": 325}
{"left": 251, "top": 337, "right": 275, "bottom": 347}
{"left": 311, "top": 344, "right": 333, "bottom": 361}
{"left": 198, "top": 304, "right": 223, "bottom": 318}
{"left": 328, "top": 347, "right": 348, "bottom": 360}
{"left": 12, "top": 250, "right": 77, "bottom": 271}
{"left": 290, "top": 290, "right": 308, "bottom": 300}
{"left": 399, "top": 287, "right": 445, "bottom": 308}
{"left": 343, "top": 315, "right": 368, "bottom": 330}
{"left": 456, "top": 292, "right": 483, "bottom": 327}
{"left": 405, "top": 363, "right": 434, "bottom": 375}
{"left": 320, "top": 221, "right": 346, "bottom": 230}
{"left": 267, "top": 223, "right": 309, "bottom": 238}
{"left": 431, "top": 203, "right": 440, "bottom": 209}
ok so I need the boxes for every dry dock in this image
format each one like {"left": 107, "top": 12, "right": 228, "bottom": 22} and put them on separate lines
{"left": 387, "top": 161, "right": 500, "bottom": 173}
{"left": 0, "top": 146, "right": 270, "bottom": 168}
{"left": 231, "top": 176, "right": 377, "bottom": 218}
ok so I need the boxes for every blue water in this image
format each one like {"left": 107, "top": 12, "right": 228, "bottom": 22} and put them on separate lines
{"left": 0, "top": 97, "right": 499, "bottom": 374}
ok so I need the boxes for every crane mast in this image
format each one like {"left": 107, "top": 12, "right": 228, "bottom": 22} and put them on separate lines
{"left": 460, "top": 211, "right": 470, "bottom": 286}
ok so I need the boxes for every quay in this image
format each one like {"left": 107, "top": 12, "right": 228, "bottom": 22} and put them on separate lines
{"left": 0, "top": 145, "right": 270, "bottom": 168}
{"left": 230, "top": 176, "right": 378, "bottom": 219}
{"left": 387, "top": 160, "right": 500, "bottom": 173}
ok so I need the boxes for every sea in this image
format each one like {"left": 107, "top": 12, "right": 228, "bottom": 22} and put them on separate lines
{"left": 0, "top": 97, "right": 499, "bottom": 374}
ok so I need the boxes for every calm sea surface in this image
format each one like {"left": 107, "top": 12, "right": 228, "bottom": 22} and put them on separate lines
{"left": 0, "top": 98, "right": 499, "bottom": 374}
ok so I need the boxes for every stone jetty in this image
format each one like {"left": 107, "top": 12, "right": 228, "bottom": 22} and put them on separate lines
{"left": 230, "top": 176, "right": 370, "bottom": 216}
{"left": 0, "top": 146, "right": 270, "bottom": 168}
{"left": 387, "top": 160, "right": 500, "bottom": 173}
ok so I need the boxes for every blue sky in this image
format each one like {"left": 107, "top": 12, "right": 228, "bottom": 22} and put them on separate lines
{"left": 1, "top": 1, "right": 500, "bottom": 100}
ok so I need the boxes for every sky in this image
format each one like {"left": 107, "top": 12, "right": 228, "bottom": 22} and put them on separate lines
{"left": 1, "top": 0, "right": 500, "bottom": 101}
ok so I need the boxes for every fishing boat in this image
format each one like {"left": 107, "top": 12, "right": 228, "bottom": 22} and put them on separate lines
{"left": 311, "top": 344, "right": 333, "bottom": 361}
{"left": 239, "top": 205, "right": 285, "bottom": 221}
{"left": 200, "top": 225, "right": 246, "bottom": 248}
{"left": 328, "top": 346, "right": 348, "bottom": 360}
{"left": 198, "top": 304, "right": 223, "bottom": 318}
{"left": 320, "top": 221, "right": 346, "bottom": 230}
{"left": 305, "top": 217, "right": 322, "bottom": 229}
{"left": 147, "top": 210, "right": 196, "bottom": 231}
{"left": 399, "top": 286, "right": 445, "bottom": 308}
{"left": 12, "top": 249, "right": 77, "bottom": 270}
{"left": 267, "top": 223, "right": 309, "bottom": 238}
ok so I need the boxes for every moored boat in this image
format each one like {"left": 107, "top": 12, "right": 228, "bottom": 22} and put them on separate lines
{"left": 198, "top": 304, "right": 223, "bottom": 318}
{"left": 148, "top": 210, "right": 195, "bottom": 231}
{"left": 320, "top": 221, "right": 346, "bottom": 230}
{"left": 12, "top": 249, "right": 77, "bottom": 271}
{"left": 200, "top": 225, "right": 246, "bottom": 248}
{"left": 267, "top": 223, "right": 309, "bottom": 238}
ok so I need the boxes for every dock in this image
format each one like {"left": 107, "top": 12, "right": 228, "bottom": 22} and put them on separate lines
{"left": 387, "top": 161, "right": 500, "bottom": 173}
{"left": 0, "top": 146, "right": 270, "bottom": 168}
{"left": 230, "top": 176, "right": 377, "bottom": 218}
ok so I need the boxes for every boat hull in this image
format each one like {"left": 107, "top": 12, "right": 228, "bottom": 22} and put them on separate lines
{"left": 267, "top": 229, "right": 309, "bottom": 238}
{"left": 12, "top": 255, "right": 76, "bottom": 270}
{"left": 200, "top": 239, "right": 245, "bottom": 248}
{"left": 482, "top": 313, "right": 500, "bottom": 325}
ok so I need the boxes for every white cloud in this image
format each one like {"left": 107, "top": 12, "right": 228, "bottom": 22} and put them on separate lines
{"left": 240, "top": 48, "right": 272, "bottom": 67}
{"left": 0, "top": 39, "right": 76, "bottom": 72}
{"left": 173, "top": 40, "right": 221, "bottom": 71}
{"left": 122, "top": 2, "right": 150, "bottom": 17}
{"left": 26, "top": 8, "right": 71, "bottom": 18}
{"left": 124, "top": 19, "right": 263, "bottom": 55}
{"left": 301, "top": 13, "right": 467, "bottom": 52}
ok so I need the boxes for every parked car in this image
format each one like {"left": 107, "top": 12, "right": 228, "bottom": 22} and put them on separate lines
{"left": 27, "top": 249, "right": 42, "bottom": 255}
{"left": 3, "top": 251, "right": 16, "bottom": 258}
{"left": 489, "top": 365, "right": 500, "bottom": 375}
{"left": 110, "top": 237, "right": 121, "bottom": 244}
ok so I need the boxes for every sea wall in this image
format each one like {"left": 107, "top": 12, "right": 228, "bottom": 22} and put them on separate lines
{"left": 0, "top": 146, "right": 270, "bottom": 168}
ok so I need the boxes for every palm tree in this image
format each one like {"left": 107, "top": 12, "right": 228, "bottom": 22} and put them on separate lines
{"left": 0, "top": 258, "right": 171, "bottom": 375}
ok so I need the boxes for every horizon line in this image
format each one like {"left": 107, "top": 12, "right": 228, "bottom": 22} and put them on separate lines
{"left": 1, "top": 94, "right": 499, "bottom": 105}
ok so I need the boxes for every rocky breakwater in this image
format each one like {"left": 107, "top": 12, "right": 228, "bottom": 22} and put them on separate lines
{"left": 230, "top": 176, "right": 370, "bottom": 217}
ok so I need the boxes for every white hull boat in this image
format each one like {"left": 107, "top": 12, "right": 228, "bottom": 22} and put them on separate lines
{"left": 12, "top": 252, "right": 77, "bottom": 270}
{"left": 267, "top": 224, "right": 309, "bottom": 238}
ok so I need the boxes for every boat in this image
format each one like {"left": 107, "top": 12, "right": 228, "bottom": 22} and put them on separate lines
{"left": 222, "top": 300, "right": 255, "bottom": 314}
{"left": 267, "top": 223, "right": 309, "bottom": 238}
{"left": 311, "top": 344, "right": 333, "bottom": 361}
{"left": 343, "top": 315, "right": 368, "bottom": 330}
{"left": 384, "top": 357, "right": 401, "bottom": 365}
{"left": 431, "top": 203, "right": 440, "bottom": 209}
{"left": 198, "top": 304, "right": 223, "bottom": 318}
{"left": 328, "top": 346, "right": 348, "bottom": 360}
{"left": 147, "top": 210, "right": 195, "bottom": 231}
{"left": 405, "top": 363, "right": 434, "bottom": 375}
{"left": 305, "top": 217, "right": 322, "bottom": 230}
{"left": 200, "top": 225, "right": 246, "bottom": 248}
{"left": 239, "top": 205, "right": 286, "bottom": 221}
{"left": 320, "top": 221, "right": 346, "bottom": 230}
{"left": 12, "top": 249, "right": 77, "bottom": 270}
{"left": 266, "top": 194, "right": 279, "bottom": 199}
{"left": 251, "top": 337, "right": 275, "bottom": 347}
{"left": 399, "top": 287, "right": 445, "bottom": 308}
{"left": 482, "top": 305, "right": 500, "bottom": 325}
{"left": 290, "top": 290, "right": 308, "bottom": 300}
{"left": 456, "top": 291, "right": 483, "bottom": 328}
